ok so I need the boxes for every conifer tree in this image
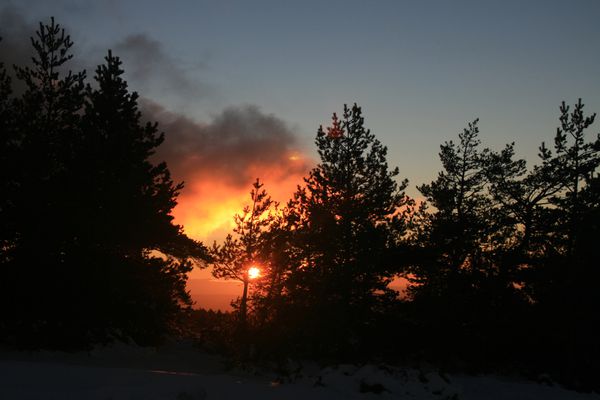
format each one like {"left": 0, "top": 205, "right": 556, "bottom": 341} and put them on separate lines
{"left": 77, "top": 50, "right": 207, "bottom": 344}
{"left": 530, "top": 101, "right": 600, "bottom": 382}
{"left": 0, "top": 20, "right": 207, "bottom": 347}
{"left": 274, "top": 104, "right": 411, "bottom": 356}
{"left": 482, "top": 140, "right": 567, "bottom": 305}
{"left": 0, "top": 19, "right": 88, "bottom": 346}
{"left": 249, "top": 205, "right": 296, "bottom": 326}
{"left": 210, "top": 179, "right": 277, "bottom": 328}
{"left": 406, "top": 120, "right": 530, "bottom": 365}
{"left": 411, "top": 119, "right": 492, "bottom": 301}
{"left": 547, "top": 99, "right": 599, "bottom": 255}
{"left": 81, "top": 50, "right": 189, "bottom": 253}
{"left": 511, "top": 100, "right": 600, "bottom": 305}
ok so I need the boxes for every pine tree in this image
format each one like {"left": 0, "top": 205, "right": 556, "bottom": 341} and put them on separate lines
{"left": 0, "top": 18, "right": 88, "bottom": 346}
{"left": 406, "top": 120, "right": 531, "bottom": 365}
{"left": 411, "top": 119, "right": 492, "bottom": 301}
{"left": 513, "top": 100, "right": 600, "bottom": 306}
{"left": 76, "top": 50, "right": 207, "bottom": 344}
{"left": 482, "top": 141, "right": 566, "bottom": 304}
{"left": 210, "top": 179, "right": 277, "bottom": 329}
{"left": 250, "top": 204, "right": 296, "bottom": 326}
{"left": 275, "top": 104, "right": 411, "bottom": 357}
{"left": 0, "top": 20, "right": 207, "bottom": 347}
{"left": 531, "top": 101, "right": 600, "bottom": 383}
{"left": 547, "top": 99, "right": 599, "bottom": 255}
{"left": 81, "top": 50, "right": 188, "bottom": 253}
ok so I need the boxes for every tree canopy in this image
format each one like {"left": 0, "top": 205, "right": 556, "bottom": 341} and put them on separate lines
{"left": 0, "top": 18, "right": 207, "bottom": 348}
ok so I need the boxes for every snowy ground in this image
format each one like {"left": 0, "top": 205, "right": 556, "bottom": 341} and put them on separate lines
{"left": 1, "top": 342, "right": 598, "bottom": 400}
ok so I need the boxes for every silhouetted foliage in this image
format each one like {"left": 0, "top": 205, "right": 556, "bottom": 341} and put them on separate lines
{"left": 402, "top": 120, "right": 523, "bottom": 367}
{"left": 0, "top": 18, "right": 89, "bottom": 348}
{"left": 210, "top": 178, "right": 277, "bottom": 330}
{"left": 411, "top": 119, "right": 492, "bottom": 299}
{"left": 250, "top": 104, "right": 412, "bottom": 359}
{"left": 0, "top": 19, "right": 207, "bottom": 348}
{"left": 527, "top": 100, "right": 600, "bottom": 386}
{"left": 404, "top": 104, "right": 600, "bottom": 388}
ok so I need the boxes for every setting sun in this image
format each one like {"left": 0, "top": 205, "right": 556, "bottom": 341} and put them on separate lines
{"left": 248, "top": 266, "right": 261, "bottom": 280}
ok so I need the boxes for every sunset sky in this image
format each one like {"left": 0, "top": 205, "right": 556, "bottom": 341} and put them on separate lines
{"left": 3, "top": 0, "right": 600, "bottom": 309}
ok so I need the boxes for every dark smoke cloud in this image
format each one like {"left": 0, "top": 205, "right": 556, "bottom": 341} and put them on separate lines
{"left": 142, "top": 99, "right": 310, "bottom": 190}
{"left": 0, "top": 6, "right": 37, "bottom": 91}
{"left": 114, "top": 34, "right": 214, "bottom": 103}
{"left": 0, "top": 4, "right": 309, "bottom": 195}
{"left": 0, "top": 5, "right": 213, "bottom": 103}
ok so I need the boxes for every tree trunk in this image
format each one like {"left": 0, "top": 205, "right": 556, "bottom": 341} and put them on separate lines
{"left": 239, "top": 278, "right": 249, "bottom": 328}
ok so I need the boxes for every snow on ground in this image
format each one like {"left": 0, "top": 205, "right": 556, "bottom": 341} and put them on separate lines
{"left": 1, "top": 342, "right": 598, "bottom": 400}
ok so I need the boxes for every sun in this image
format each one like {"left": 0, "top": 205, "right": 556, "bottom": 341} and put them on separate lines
{"left": 248, "top": 266, "right": 261, "bottom": 280}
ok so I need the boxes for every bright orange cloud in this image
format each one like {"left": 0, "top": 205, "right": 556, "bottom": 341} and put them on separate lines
{"left": 172, "top": 166, "right": 307, "bottom": 244}
{"left": 143, "top": 99, "right": 311, "bottom": 243}
{"left": 143, "top": 100, "right": 311, "bottom": 299}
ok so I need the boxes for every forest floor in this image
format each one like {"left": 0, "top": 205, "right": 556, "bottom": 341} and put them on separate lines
{"left": 0, "top": 340, "right": 598, "bottom": 399}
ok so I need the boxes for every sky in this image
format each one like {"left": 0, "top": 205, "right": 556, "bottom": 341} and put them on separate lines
{"left": 2, "top": 0, "right": 600, "bottom": 309}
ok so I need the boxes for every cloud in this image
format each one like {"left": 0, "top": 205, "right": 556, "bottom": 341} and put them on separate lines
{"left": 114, "top": 34, "right": 214, "bottom": 103}
{"left": 141, "top": 100, "right": 311, "bottom": 242}
{"left": 0, "top": 4, "right": 310, "bottom": 242}
{"left": 0, "top": 6, "right": 212, "bottom": 107}
{"left": 143, "top": 99, "right": 309, "bottom": 189}
{"left": 0, "top": 6, "right": 37, "bottom": 90}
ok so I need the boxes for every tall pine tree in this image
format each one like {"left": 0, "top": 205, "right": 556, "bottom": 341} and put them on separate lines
{"left": 0, "top": 20, "right": 207, "bottom": 347}
{"left": 407, "top": 120, "right": 526, "bottom": 366}
{"left": 76, "top": 50, "right": 207, "bottom": 345}
{"left": 411, "top": 120, "right": 492, "bottom": 302}
{"left": 270, "top": 104, "right": 411, "bottom": 357}
{"left": 0, "top": 18, "right": 88, "bottom": 346}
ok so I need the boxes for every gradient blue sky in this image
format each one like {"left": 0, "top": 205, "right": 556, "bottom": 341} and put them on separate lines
{"left": 7, "top": 0, "right": 600, "bottom": 190}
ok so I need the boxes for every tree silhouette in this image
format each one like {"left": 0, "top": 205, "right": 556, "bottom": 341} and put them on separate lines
{"left": 210, "top": 178, "right": 277, "bottom": 329}
{"left": 406, "top": 119, "right": 531, "bottom": 367}
{"left": 270, "top": 104, "right": 411, "bottom": 357}
{"left": 0, "top": 19, "right": 207, "bottom": 347}
{"left": 547, "top": 100, "right": 599, "bottom": 255}
{"left": 403, "top": 105, "right": 600, "bottom": 382}
{"left": 482, "top": 140, "right": 565, "bottom": 306}
{"left": 530, "top": 100, "right": 600, "bottom": 384}
{"left": 0, "top": 18, "right": 88, "bottom": 346}
{"left": 410, "top": 120, "right": 492, "bottom": 301}
{"left": 499, "top": 100, "right": 600, "bottom": 306}
{"left": 249, "top": 204, "right": 296, "bottom": 326}
{"left": 77, "top": 49, "right": 207, "bottom": 344}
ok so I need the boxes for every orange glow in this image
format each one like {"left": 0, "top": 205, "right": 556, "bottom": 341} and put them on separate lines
{"left": 172, "top": 160, "right": 309, "bottom": 246}
{"left": 248, "top": 266, "right": 261, "bottom": 279}
{"left": 173, "top": 181, "right": 249, "bottom": 244}
{"left": 174, "top": 152, "right": 310, "bottom": 305}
